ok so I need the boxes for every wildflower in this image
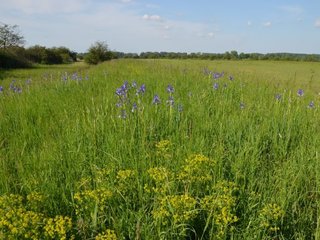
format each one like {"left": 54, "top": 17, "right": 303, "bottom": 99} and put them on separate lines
{"left": 167, "top": 84, "right": 174, "bottom": 93}
{"left": 213, "top": 82, "right": 219, "bottom": 90}
{"left": 308, "top": 101, "right": 315, "bottom": 108}
{"left": 297, "top": 88, "right": 304, "bottom": 97}
{"left": 148, "top": 167, "right": 171, "bottom": 183}
{"left": 213, "top": 72, "right": 223, "bottom": 79}
{"left": 122, "top": 81, "right": 129, "bottom": 91}
{"left": 71, "top": 72, "right": 78, "bottom": 80}
{"left": 95, "top": 229, "right": 117, "bottom": 240}
{"left": 152, "top": 194, "right": 197, "bottom": 225}
{"left": 115, "top": 87, "right": 124, "bottom": 96}
{"left": 152, "top": 94, "right": 161, "bottom": 105}
{"left": 229, "top": 75, "right": 234, "bottom": 81}
{"left": 132, "top": 102, "right": 138, "bottom": 112}
{"left": 156, "top": 140, "right": 172, "bottom": 157}
{"left": 137, "top": 84, "right": 146, "bottom": 95}
{"left": 275, "top": 94, "right": 282, "bottom": 101}
{"left": 25, "top": 79, "right": 31, "bottom": 85}
{"left": 0, "top": 86, "right": 3, "bottom": 92}
{"left": 16, "top": 87, "right": 22, "bottom": 94}
{"left": 167, "top": 95, "right": 174, "bottom": 106}
{"left": 200, "top": 182, "right": 239, "bottom": 239}
{"left": 115, "top": 102, "right": 122, "bottom": 108}
{"left": 132, "top": 81, "right": 137, "bottom": 88}
{"left": 240, "top": 102, "right": 245, "bottom": 109}
{"left": 259, "top": 203, "right": 285, "bottom": 233}
{"left": 178, "top": 154, "right": 216, "bottom": 184}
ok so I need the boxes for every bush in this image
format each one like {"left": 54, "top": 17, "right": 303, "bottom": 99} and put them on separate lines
{"left": 0, "top": 49, "right": 31, "bottom": 69}
{"left": 84, "top": 41, "right": 113, "bottom": 65}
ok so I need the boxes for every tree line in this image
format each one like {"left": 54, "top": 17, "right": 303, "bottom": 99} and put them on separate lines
{"left": 1, "top": 22, "right": 319, "bottom": 69}
{"left": 113, "top": 51, "right": 320, "bottom": 62}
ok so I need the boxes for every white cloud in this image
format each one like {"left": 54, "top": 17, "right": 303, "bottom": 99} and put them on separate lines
{"left": 1, "top": 0, "right": 90, "bottom": 14}
{"left": 247, "top": 21, "right": 252, "bottom": 26}
{"left": 263, "top": 21, "right": 272, "bottom": 27}
{"left": 120, "top": 0, "right": 132, "bottom": 3}
{"left": 142, "top": 14, "right": 162, "bottom": 21}
{"left": 208, "top": 32, "right": 214, "bottom": 38}
{"left": 315, "top": 19, "right": 320, "bottom": 28}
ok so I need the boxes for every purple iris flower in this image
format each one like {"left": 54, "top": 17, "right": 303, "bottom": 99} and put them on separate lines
{"left": 132, "top": 103, "right": 138, "bottom": 112}
{"left": 275, "top": 94, "right": 282, "bottom": 101}
{"left": 167, "top": 84, "right": 174, "bottom": 94}
{"left": 116, "top": 87, "right": 125, "bottom": 96}
{"left": 297, "top": 89, "right": 304, "bottom": 97}
{"left": 0, "top": 86, "right": 3, "bottom": 92}
{"left": 213, "top": 82, "right": 219, "bottom": 90}
{"left": 152, "top": 94, "right": 161, "bottom": 105}
{"left": 308, "top": 101, "right": 315, "bottom": 108}
{"left": 138, "top": 84, "right": 146, "bottom": 95}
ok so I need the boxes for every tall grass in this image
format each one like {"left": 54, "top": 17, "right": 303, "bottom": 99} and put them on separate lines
{"left": 0, "top": 59, "right": 320, "bottom": 239}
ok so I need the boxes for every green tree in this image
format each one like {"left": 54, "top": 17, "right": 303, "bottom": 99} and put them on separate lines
{"left": 0, "top": 23, "right": 25, "bottom": 49}
{"left": 84, "top": 41, "right": 112, "bottom": 64}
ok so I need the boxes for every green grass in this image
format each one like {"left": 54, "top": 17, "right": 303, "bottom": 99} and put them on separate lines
{"left": 0, "top": 59, "right": 320, "bottom": 239}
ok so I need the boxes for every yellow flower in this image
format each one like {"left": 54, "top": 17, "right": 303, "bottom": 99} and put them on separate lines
{"left": 152, "top": 194, "right": 197, "bottom": 225}
{"left": 178, "top": 154, "right": 216, "bottom": 184}
{"left": 95, "top": 229, "right": 118, "bottom": 240}
{"left": 259, "top": 203, "right": 284, "bottom": 232}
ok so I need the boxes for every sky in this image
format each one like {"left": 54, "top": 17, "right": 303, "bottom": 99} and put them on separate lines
{"left": 1, "top": 0, "right": 320, "bottom": 54}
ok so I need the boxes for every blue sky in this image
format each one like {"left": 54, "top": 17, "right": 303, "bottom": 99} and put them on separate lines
{"left": 1, "top": 0, "right": 320, "bottom": 53}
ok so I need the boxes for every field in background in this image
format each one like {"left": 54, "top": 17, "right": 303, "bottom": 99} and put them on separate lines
{"left": 0, "top": 59, "right": 320, "bottom": 239}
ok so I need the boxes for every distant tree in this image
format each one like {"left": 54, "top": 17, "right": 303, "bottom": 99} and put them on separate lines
{"left": 0, "top": 23, "right": 25, "bottom": 50}
{"left": 85, "top": 41, "right": 112, "bottom": 64}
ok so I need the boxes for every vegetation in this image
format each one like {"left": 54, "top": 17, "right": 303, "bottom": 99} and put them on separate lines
{"left": 114, "top": 51, "right": 320, "bottom": 62}
{"left": 84, "top": 41, "right": 113, "bottom": 65}
{"left": 0, "top": 59, "right": 320, "bottom": 239}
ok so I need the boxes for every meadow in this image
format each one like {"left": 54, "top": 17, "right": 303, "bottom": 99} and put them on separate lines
{"left": 0, "top": 59, "right": 320, "bottom": 239}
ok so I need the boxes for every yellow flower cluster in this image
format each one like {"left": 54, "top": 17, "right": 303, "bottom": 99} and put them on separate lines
{"left": 259, "top": 203, "right": 285, "bottom": 232}
{"left": 95, "top": 229, "right": 118, "bottom": 240}
{"left": 74, "top": 188, "right": 113, "bottom": 215}
{"left": 116, "top": 169, "right": 135, "bottom": 181}
{"left": 155, "top": 140, "right": 172, "bottom": 158}
{"left": 146, "top": 167, "right": 173, "bottom": 194}
{"left": 178, "top": 154, "right": 216, "bottom": 184}
{"left": 0, "top": 193, "right": 73, "bottom": 239}
{"left": 44, "top": 215, "right": 73, "bottom": 240}
{"left": 116, "top": 169, "right": 136, "bottom": 193}
{"left": 200, "top": 181, "right": 239, "bottom": 238}
{"left": 152, "top": 194, "right": 197, "bottom": 225}
{"left": 26, "top": 192, "right": 47, "bottom": 212}
{"left": 148, "top": 167, "right": 171, "bottom": 182}
{"left": 95, "top": 167, "right": 112, "bottom": 185}
{"left": 0, "top": 207, "right": 44, "bottom": 239}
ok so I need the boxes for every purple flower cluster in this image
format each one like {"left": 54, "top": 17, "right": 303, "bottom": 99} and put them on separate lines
{"left": 9, "top": 80, "right": 22, "bottom": 94}
{"left": 61, "top": 72, "right": 89, "bottom": 82}
{"left": 115, "top": 80, "right": 146, "bottom": 119}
